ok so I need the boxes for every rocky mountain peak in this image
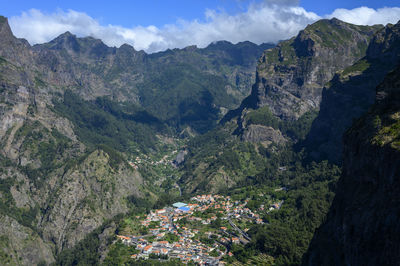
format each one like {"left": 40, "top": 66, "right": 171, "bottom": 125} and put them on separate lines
{"left": 0, "top": 16, "right": 32, "bottom": 65}
{"left": 58, "top": 31, "right": 75, "bottom": 38}
{"left": 291, "top": 18, "right": 352, "bottom": 58}
{"left": 45, "top": 31, "right": 80, "bottom": 52}
{"left": 207, "top": 40, "right": 234, "bottom": 49}
{"left": 0, "top": 16, "right": 17, "bottom": 45}
{"left": 246, "top": 18, "right": 382, "bottom": 121}
{"left": 119, "top": 43, "right": 136, "bottom": 52}
{"left": 33, "top": 31, "right": 117, "bottom": 64}
{"left": 302, "top": 20, "right": 400, "bottom": 163}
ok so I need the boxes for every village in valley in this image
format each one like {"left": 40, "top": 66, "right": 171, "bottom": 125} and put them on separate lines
{"left": 116, "top": 194, "right": 283, "bottom": 265}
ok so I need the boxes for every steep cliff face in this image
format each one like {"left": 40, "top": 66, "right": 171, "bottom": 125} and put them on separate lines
{"left": 221, "top": 18, "right": 382, "bottom": 149}
{"left": 0, "top": 16, "right": 33, "bottom": 67}
{"left": 304, "top": 64, "right": 400, "bottom": 266}
{"left": 251, "top": 18, "right": 381, "bottom": 120}
{"left": 305, "top": 20, "right": 400, "bottom": 163}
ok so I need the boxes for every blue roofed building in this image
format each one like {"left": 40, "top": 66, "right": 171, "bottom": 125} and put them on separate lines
{"left": 178, "top": 206, "right": 190, "bottom": 212}
{"left": 173, "top": 202, "right": 187, "bottom": 208}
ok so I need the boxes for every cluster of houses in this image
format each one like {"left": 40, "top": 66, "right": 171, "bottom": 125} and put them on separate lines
{"left": 116, "top": 194, "right": 283, "bottom": 264}
{"left": 118, "top": 235, "right": 221, "bottom": 264}
{"left": 128, "top": 150, "right": 178, "bottom": 170}
{"left": 190, "top": 194, "right": 265, "bottom": 224}
{"left": 117, "top": 203, "right": 223, "bottom": 265}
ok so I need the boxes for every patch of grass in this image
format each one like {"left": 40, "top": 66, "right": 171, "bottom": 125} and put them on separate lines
{"left": 245, "top": 106, "right": 280, "bottom": 129}
{"left": 279, "top": 40, "right": 297, "bottom": 65}
{"left": 162, "top": 232, "right": 179, "bottom": 244}
{"left": 265, "top": 49, "right": 280, "bottom": 64}
{"left": 103, "top": 240, "right": 138, "bottom": 265}
{"left": 373, "top": 119, "right": 400, "bottom": 148}
{"left": 342, "top": 59, "right": 371, "bottom": 76}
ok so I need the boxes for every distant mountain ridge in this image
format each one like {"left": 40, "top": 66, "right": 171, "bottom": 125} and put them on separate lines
{"left": 31, "top": 26, "right": 273, "bottom": 133}
{"left": 0, "top": 15, "right": 274, "bottom": 134}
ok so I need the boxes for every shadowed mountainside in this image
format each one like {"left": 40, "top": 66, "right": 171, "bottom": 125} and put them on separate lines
{"left": 303, "top": 62, "right": 400, "bottom": 266}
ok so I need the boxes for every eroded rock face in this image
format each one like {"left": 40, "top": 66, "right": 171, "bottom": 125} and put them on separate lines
{"left": 242, "top": 124, "right": 286, "bottom": 146}
{"left": 253, "top": 18, "right": 381, "bottom": 120}
{"left": 39, "top": 150, "right": 142, "bottom": 252}
{"left": 303, "top": 64, "right": 400, "bottom": 266}
{"left": 174, "top": 150, "right": 188, "bottom": 166}
{"left": 0, "top": 17, "right": 144, "bottom": 263}
{"left": 222, "top": 19, "right": 382, "bottom": 154}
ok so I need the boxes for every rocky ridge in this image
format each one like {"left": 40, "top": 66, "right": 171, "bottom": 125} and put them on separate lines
{"left": 304, "top": 20, "right": 400, "bottom": 162}
{"left": 31, "top": 27, "right": 273, "bottom": 133}
{"left": 247, "top": 18, "right": 381, "bottom": 120}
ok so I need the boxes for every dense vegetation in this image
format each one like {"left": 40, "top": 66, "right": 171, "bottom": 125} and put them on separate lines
{"left": 138, "top": 63, "right": 227, "bottom": 133}
{"left": 179, "top": 124, "right": 267, "bottom": 192}
{"left": 53, "top": 90, "right": 167, "bottom": 154}
{"left": 13, "top": 120, "right": 78, "bottom": 188}
{"left": 231, "top": 159, "right": 340, "bottom": 265}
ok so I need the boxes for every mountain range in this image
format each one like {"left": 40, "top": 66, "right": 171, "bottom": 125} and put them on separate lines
{"left": 0, "top": 13, "right": 399, "bottom": 265}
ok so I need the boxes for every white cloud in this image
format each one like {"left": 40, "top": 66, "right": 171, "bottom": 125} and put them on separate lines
{"left": 7, "top": 3, "right": 400, "bottom": 53}
{"left": 327, "top": 6, "right": 400, "bottom": 26}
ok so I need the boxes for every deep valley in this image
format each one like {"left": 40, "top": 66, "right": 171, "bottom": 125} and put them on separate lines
{"left": 0, "top": 12, "right": 399, "bottom": 266}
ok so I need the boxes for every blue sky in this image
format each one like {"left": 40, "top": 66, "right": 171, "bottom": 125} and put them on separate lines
{"left": 2, "top": 0, "right": 398, "bottom": 27}
{"left": 3, "top": 0, "right": 400, "bottom": 52}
